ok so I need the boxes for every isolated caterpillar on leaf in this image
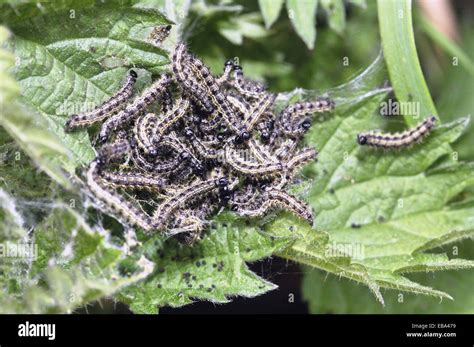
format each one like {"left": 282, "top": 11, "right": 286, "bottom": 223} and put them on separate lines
{"left": 357, "top": 115, "right": 437, "bottom": 149}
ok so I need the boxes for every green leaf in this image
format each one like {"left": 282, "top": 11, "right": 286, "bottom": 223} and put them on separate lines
{"left": 0, "top": 204, "right": 154, "bottom": 313}
{"left": 321, "top": 0, "right": 346, "bottom": 34}
{"left": 437, "top": 27, "right": 474, "bottom": 160}
{"left": 218, "top": 13, "right": 268, "bottom": 46}
{"left": 303, "top": 240, "right": 474, "bottom": 313}
{"left": 2, "top": 3, "right": 170, "bottom": 177}
{"left": 261, "top": 52, "right": 474, "bottom": 303}
{"left": 286, "top": 0, "right": 318, "bottom": 50}
{"left": 0, "top": 25, "right": 73, "bottom": 189}
{"left": 134, "top": 0, "right": 192, "bottom": 45}
{"left": 117, "top": 214, "right": 294, "bottom": 313}
{"left": 258, "top": 0, "right": 284, "bottom": 29}
{"left": 377, "top": 0, "right": 437, "bottom": 126}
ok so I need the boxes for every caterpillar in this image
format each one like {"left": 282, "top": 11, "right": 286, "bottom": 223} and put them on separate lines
{"left": 183, "top": 47, "right": 248, "bottom": 139}
{"left": 100, "top": 170, "right": 168, "bottom": 192}
{"left": 274, "top": 138, "right": 298, "bottom": 160}
{"left": 133, "top": 113, "right": 158, "bottom": 156}
{"left": 198, "top": 110, "right": 224, "bottom": 133}
{"left": 184, "top": 128, "right": 222, "bottom": 160}
{"left": 286, "top": 147, "right": 317, "bottom": 171}
{"left": 97, "top": 136, "right": 131, "bottom": 164}
{"left": 257, "top": 116, "right": 275, "bottom": 143}
{"left": 152, "top": 97, "right": 191, "bottom": 140}
{"left": 280, "top": 97, "right": 335, "bottom": 136}
{"left": 271, "top": 147, "right": 317, "bottom": 190}
{"left": 99, "top": 74, "right": 172, "bottom": 143}
{"left": 172, "top": 43, "right": 214, "bottom": 113}
{"left": 224, "top": 145, "right": 284, "bottom": 177}
{"left": 160, "top": 87, "right": 174, "bottom": 113}
{"left": 86, "top": 159, "right": 155, "bottom": 232}
{"left": 149, "top": 24, "right": 172, "bottom": 46}
{"left": 226, "top": 94, "right": 250, "bottom": 119}
{"left": 235, "top": 189, "right": 313, "bottom": 224}
{"left": 157, "top": 133, "right": 205, "bottom": 175}
{"left": 216, "top": 59, "right": 235, "bottom": 86}
{"left": 63, "top": 42, "right": 335, "bottom": 239}
{"left": 65, "top": 70, "right": 137, "bottom": 132}
{"left": 152, "top": 177, "right": 227, "bottom": 229}
{"left": 357, "top": 115, "right": 437, "bottom": 149}
{"left": 247, "top": 138, "right": 278, "bottom": 164}
{"left": 243, "top": 93, "right": 276, "bottom": 132}
{"left": 232, "top": 65, "right": 267, "bottom": 98}
{"left": 131, "top": 146, "right": 182, "bottom": 174}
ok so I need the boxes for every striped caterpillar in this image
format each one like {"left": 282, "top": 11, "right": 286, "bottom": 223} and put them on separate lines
{"left": 149, "top": 24, "right": 172, "bottom": 46}
{"left": 234, "top": 189, "right": 313, "bottom": 224}
{"left": 99, "top": 74, "right": 172, "bottom": 143}
{"left": 232, "top": 65, "right": 267, "bottom": 99}
{"left": 65, "top": 70, "right": 137, "bottom": 132}
{"left": 86, "top": 159, "right": 156, "bottom": 232}
{"left": 100, "top": 170, "right": 168, "bottom": 192}
{"left": 180, "top": 45, "right": 250, "bottom": 141}
{"left": 62, "top": 43, "right": 336, "bottom": 241}
{"left": 152, "top": 177, "right": 227, "bottom": 229}
{"left": 357, "top": 115, "right": 437, "bottom": 149}
{"left": 279, "top": 97, "right": 335, "bottom": 136}
{"left": 172, "top": 43, "right": 214, "bottom": 113}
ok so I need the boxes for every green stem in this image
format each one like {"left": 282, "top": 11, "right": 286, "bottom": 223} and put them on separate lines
{"left": 377, "top": 0, "right": 437, "bottom": 126}
{"left": 418, "top": 14, "right": 474, "bottom": 77}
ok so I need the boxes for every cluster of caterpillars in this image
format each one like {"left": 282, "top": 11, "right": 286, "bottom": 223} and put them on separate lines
{"left": 65, "top": 42, "right": 335, "bottom": 243}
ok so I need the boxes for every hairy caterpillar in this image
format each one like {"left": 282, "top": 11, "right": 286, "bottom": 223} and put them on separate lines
{"left": 182, "top": 45, "right": 249, "bottom": 140}
{"left": 357, "top": 115, "right": 437, "bottom": 149}
{"left": 100, "top": 170, "right": 168, "bottom": 192}
{"left": 172, "top": 43, "right": 214, "bottom": 113}
{"left": 65, "top": 70, "right": 137, "bottom": 132}
{"left": 243, "top": 93, "right": 276, "bottom": 132}
{"left": 152, "top": 177, "right": 227, "bottom": 229}
{"left": 62, "top": 42, "right": 337, "bottom": 240}
{"left": 184, "top": 128, "right": 222, "bottom": 160}
{"left": 232, "top": 65, "right": 267, "bottom": 98}
{"left": 149, "top": 24, "right": 172, "bottom": 46}
{"left": 99, "top": 74, "right": 172, "bottom": 143}
{"left": 235, "top": 189, "right": 313, "bottom": 224}
{"left": 86, "top": 160, "right": 155, "bottom": 232}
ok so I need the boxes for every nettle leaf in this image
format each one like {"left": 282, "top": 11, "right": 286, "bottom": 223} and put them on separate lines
{"left": 259, "top": 0, "right": 364, "bottom": 50}
{"left": 218, "top": 13, "right": 268, "bottom": 46}
{"left": 264, "top": 58, "right": 474, "bottom": 303}
{"left": 0, "top": 25, "right": 73, "bottom": 189}
{"left": 117, "top": 213, "right": 294, "bottom": 313}
{"left": 1, "top": 3, "right": 170, "bottom": 182}
{"left": 302, "top": 240, "right": 474, "bottom": 313}
{"left": 286, "top": 0, "right": 318, "bottom": 50}
{"left": 321, "top": 0, "right": 345, "bottom": 35}
{"left": 0, "top": 204, "right": 154, "bottom": 314}
{"left": 258, "top": 0, "right": 284, "bottom": 29}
